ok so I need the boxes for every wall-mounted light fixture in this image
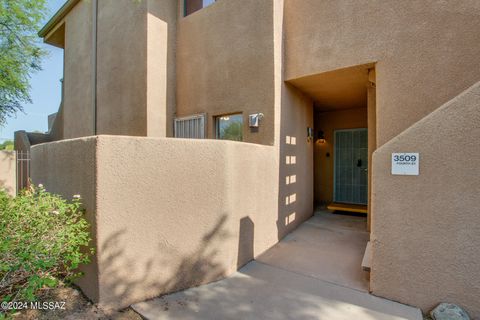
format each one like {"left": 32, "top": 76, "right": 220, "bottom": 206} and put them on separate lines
{"left": 316, "top": 130, "right": 326, "bottom": 144}
{"left": 249, "top": 113, "right": 264, "bottom": 128}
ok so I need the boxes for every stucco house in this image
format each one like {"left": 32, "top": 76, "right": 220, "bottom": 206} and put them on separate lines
{"left": 16, "top": 0, "right": 480, "bottom": 317}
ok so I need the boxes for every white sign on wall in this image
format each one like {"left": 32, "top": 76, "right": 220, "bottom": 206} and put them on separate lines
{"left": 391, "top": 153, "right": 419, "bottom": 175}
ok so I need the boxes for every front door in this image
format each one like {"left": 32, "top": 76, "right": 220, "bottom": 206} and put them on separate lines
{"left": 334, "top": 128, "right": 368, "bottom": 205}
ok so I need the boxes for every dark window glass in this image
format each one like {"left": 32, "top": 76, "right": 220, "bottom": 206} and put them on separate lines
{"left": 216, "top": 114, "right": 243, "bottom": 141}
{"left": 185, "top": 0, "right": 215, "bottom": 16}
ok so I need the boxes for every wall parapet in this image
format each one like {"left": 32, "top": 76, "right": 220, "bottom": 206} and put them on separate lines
{"left": 371, "top": 81, "right": 480, "bottom": 317}
{"left": 31, "top": 135, "right": 282, "bottom": 309}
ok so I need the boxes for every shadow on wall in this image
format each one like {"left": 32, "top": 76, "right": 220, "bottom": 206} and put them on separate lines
{"left": 97, "top": 214, "right": 256, "bottom": 309}
{"left": 276, "top": 84, "right": 314, "bottom": 240}
{"left": 237, "top": 216, "right": 254, "bottom": 269}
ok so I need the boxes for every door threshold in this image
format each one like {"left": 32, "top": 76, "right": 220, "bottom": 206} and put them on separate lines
{"left": 327, "top": 203, "right": 367, "bottom": 214}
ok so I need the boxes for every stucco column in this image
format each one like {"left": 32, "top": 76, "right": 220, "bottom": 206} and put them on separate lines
{"left": 367, "top": 68, "right": 376, "bottom": 232}
{"left": 95, "top": 0, "right": 177, "bottom": 137}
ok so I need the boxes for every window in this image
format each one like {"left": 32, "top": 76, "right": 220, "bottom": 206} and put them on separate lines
{"left": 216, "top": 113, "right": 243, "bottom": 141}
{"left": 174, "top": 114, "right": 206, "bottom": 139}
{"left": 185, "top": 0, "right": 216, "bottom": 16}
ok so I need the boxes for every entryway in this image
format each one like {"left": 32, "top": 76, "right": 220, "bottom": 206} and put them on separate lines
{"left": 288, "top": 63, "right": 376, "bottom": 224}
{"left": 132, "top": 210, "right": 422, "bottom": 319}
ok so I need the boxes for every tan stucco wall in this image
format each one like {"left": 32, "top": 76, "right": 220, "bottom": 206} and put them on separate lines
{"left": 275, "top": 0, "right": 314, "bottom": 240}
{"left": 32, "top": 2, "right": 317, "bottom": 309}
{"left": 371, "top": 81, "right": 480, "bottom": 317}
{"left": 96, "top": 0, "right": 148, "bottom": 136}
{"left": 59, "top": 0, "right": 177, "bottom": 139}
{"left": 35, "top": 0, "right": 480, "bottom": 314}
{"left": 277, "top": 84, "right": 314, "bottom": 239}
{"left": 30, "top": 137, "right": 99, "bottom": 302}
{"left": 314, "top": 108, "right": 367, "bottom": 205}
{"left": 63, "top": 0, "right": 94, "bottom": 139}
{"left": 49, "top": 102, "right": 64, "bottom": 141}
{"left": 285, "top": 0, "right": 480, "bottom": 146}
{"left": 147, "top": 0, "right": 177, "bottom": 137}
{"left": 176, "top": 0, "right": 275, "bottom": 145}
{"left": 31, "top": 135, "right": 282, "bottom": 309}
{"left": 0, "top": 151, "right": 16, "bottom": 196}
{"left": 96, "top": 0, "right": 177, "bottom": 137}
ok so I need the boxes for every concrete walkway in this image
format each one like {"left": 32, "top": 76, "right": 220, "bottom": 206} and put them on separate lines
{"left": 257, "top": 211, "right": 370, "bottom": 291}
{"left": 132, "top": 212, "right": 422, "bottom": 320}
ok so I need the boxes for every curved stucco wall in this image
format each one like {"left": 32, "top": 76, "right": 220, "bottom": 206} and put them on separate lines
{"left": 285, "top": 0, "right": 480, "bottom": 146}
{"left": 31, "top": 136, "right": 282, "bottom": 309}
{"left": 95, "top": 136, "right": 280, "bottom": 308}
{"left": 371, "top": 81, "right": 480, "bottom": 317}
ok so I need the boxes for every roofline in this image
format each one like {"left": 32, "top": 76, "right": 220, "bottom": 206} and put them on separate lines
{"left": 38, "top": 0, "right": 80, "bottom": 38}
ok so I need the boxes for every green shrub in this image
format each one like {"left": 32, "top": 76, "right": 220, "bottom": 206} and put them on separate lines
{"left": 0, "top": 185, "right": 93, "bottom": 305}
{"left": 0, "top": 140, "right": 13, "bottom": 151}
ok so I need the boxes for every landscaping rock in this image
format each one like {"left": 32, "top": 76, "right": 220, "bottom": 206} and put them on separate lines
{"left": 430, "top": 303, "right": 470, "bottom": 320}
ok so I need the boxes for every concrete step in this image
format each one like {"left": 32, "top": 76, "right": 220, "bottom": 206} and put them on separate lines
{"left": 362, "top": 241, "right": 372, "bottom": 272}
{"left": 132, "top": 261, "right": 422, "bottom": 320}
{"left": 327, "top": 203, "right": 368, "bottom": 214}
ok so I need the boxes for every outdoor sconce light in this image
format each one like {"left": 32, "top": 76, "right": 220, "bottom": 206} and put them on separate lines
{"left": 249, "top": 113, "right": 264, "bottom": 128}
{"left": 307, "top": 127, "right": 314, "bottom": 142}
{"left": 316, "top": 130, "right": 326, "bottom": 144}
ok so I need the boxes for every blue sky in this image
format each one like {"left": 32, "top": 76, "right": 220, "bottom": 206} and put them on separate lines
{"left": 0, "top": 0, "right": 66, "bottom": 142}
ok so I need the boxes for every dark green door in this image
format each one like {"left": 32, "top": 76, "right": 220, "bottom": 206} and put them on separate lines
{"left": 334, "top": 128, "right": 368, "bottom": 205}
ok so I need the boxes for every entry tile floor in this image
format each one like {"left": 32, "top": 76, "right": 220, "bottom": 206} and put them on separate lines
{"left": 132, "top": 211, "right": 422, "bottom": 320}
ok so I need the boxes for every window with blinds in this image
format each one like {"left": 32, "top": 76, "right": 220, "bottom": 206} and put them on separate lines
{"left": 174, "top": 114, "right": 206, "bottom": 139}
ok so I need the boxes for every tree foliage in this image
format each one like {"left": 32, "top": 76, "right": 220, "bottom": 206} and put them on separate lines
{"left": 0, "top": 140, "right": 13, "bottom": 150}
{"left": 0, "top": 0, "right": 48, "bottom": 126}
{"left": 221, "top": 121, "right": 243, "bottom": 141}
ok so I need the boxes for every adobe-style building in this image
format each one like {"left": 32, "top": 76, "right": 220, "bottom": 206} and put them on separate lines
{"left": 22, "top": 0, "right": 479, "bottom": 316}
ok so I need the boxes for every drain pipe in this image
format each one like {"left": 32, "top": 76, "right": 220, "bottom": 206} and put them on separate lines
{"left": 91, "top": 0, "right": 98, "bottom": 135}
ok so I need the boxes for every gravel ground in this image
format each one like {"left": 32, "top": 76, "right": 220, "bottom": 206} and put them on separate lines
{"left": 8, "top": 286, "right": 142, "bottom": 320}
